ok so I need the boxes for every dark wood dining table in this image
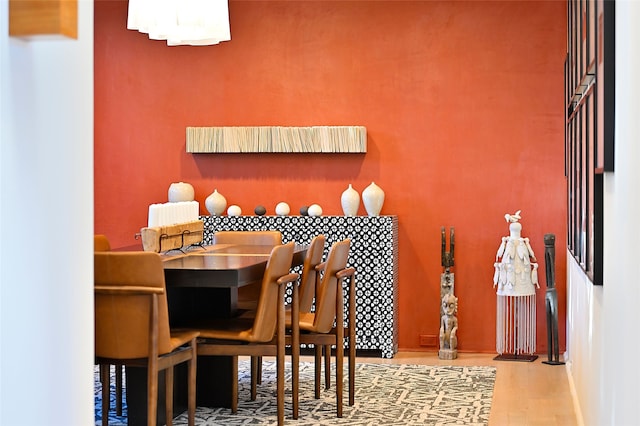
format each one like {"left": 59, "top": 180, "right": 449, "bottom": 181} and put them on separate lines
{"left": 119, "top": 242, "right": 308, "bottom": 426}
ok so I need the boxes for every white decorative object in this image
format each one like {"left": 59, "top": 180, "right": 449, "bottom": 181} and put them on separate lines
{"left": 168, "top": 182, "right": 195, "bottom": 202}
{"left": 341, "top": 184, "right": 360, "bottom": 216}
{"left": 362, "top": 181, "right": 385, "bottom": 216}
{"left": 307, "top": 204, "right": 323, "bottom": 217}
{"left": 127, "top": 0, "right": 231, "bottom": 46}
{"left": 227, "top": 205, "right": 242, "bottom": 216}
{"left": 205, "top": 189, "right": 227, "bottom": 216}
{"left": 148, "top": 201, "right": 199, "bottom": 227}
{"left": 493, "top": 210, "right": 539, "bottom": 359}
{"left": 493, "top": 210, "right": 539, "bottom": 296}
{"left": 275, "top": 202, "right": 290, "bottom": 216}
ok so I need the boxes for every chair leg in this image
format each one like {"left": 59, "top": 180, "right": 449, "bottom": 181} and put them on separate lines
{"left": 349, "top": 335, "right": 356, "bottom": 406}
{"left": 250, "top": 356, "right": 258, "bottom": 400}
{"left": 188, "top": 340, "right": 197, "bottom": 426}
{"left": 347, "top": 270, "right": 357, "bottom": 407}
{"left": 116, "top": 365, "right": 123, "bottom": 416}
{"left": 314, "top": 345, "right": 322, "bottom": 399}
{"left": 148, "top": 363, "right": 159, "bottom": 426}
{"left": 277, "top": 304, "right": 285, "bottom": 426}
{"left": 277, "top": 351, "right": 285, "bottom": 426}
{"left": 231, "top": 356, "right": 239, "bottom": 414}
{"left": 292, "top": 337, "right": 299, "bottom": 419}
{"left": 336, "top": 342, "right": 344, "bottom": 417}
{"left": 324, "top": 344, "right": 331, "bottom": 390}
{"left": 290, "top": 275, "right": 300, "bottom": 420}
{"left": 165, "top": 367, "right": 174, "bottom": 426}
{"left": 100, "top": 364, "right": 110, "bottom": 426}
{"left": 257, "top": 355, "right": 262, "bottom": 384}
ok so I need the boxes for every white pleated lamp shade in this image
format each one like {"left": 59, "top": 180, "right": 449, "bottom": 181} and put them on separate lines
{"left": 127, "top": 0, "right": 231, "bottom": 46}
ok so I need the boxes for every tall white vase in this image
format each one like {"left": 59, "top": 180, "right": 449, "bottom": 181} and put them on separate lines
{"left": 341, "top": 184, "right": 360, "bottom": 216}
{"left": 205, "top": 189, "right": 227, "bottom": 215}
{"left": 362, "top": 181, "right": 385, "bottom": 216}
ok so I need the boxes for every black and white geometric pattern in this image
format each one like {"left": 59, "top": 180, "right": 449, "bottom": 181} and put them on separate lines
{"left": 95, "top": 361, "right": 496, "bottom": 426}
{"left": 200, "top": 215, "right": 399, "bottom": 358}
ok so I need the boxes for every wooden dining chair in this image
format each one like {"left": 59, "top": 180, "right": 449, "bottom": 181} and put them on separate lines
{"left": 94, "top": 234, "right": 111, "bottom": 252}
{"left": 287, "top": 238, "right": 357, "bottom": 418}
{"left": 212, "top": 230, "right": 283, "bottom": 310}
{"left": 249, "top": 234, "right": 325, "bottom": 387}
{"left": 94, "top": 251, "right": 199, "bottom": 426}
{"left": 193, "top": 242, "right": 299, "bottom": 426}
{"left": 94, "top": 234, "right": 125, "bottom": 418}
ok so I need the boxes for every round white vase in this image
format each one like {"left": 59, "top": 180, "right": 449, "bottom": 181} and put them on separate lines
{"left": 362, "top": 181, "right": 385, "bottom": 216}
{"left": 205, "top": 189, "right": 227, "bottom": 216}
{"left": 341, "top": 184, "right": 360, "bottom": 216}
{"left": 168, "top": 182, "right": 195, "bottom": 202}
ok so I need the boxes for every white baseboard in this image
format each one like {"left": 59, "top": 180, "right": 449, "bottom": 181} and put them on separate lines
{"left": 564, "top": 359, "right": 585, "bottom": 426}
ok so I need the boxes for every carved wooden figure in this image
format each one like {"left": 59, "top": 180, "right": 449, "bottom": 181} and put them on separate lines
{"left": 543, "top": 233, "right": 565, "bottom": 365}
{"left": 439, "top": 293, "right": 458, "bottom": 360}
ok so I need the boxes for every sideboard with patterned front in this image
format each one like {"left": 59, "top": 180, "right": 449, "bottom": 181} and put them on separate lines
{"left": 200, "top": 215, "right": 399, "bottom": 358}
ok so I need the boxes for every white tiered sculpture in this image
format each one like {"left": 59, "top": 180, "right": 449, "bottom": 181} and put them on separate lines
{"left": 493, "top": 210, "right": 539, "bottom": 361}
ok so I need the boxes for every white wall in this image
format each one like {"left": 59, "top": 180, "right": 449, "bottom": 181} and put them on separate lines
{"left": 0, "top": 1, "right": 94, "bottom": 425}
{"left": 566, "top": 1, "right": 640, "bottom": 425}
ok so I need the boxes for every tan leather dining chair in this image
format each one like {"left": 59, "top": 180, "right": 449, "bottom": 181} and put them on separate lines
{"left": 94, "top": 251, "right": 199, "bottom": 426}
{"left": 287, "top": 239, "right": 357, "bottom": 418}
{"left": 250, "top": 234, "right": 326, "bottom": 406}
{"left": 194, "top": 242, "right": 299, "bottom": 426}
{"left": 93, "top": 234, "right": 124, "bottom": 417}
{"left": 213, "top": 230, "right": 283, "bottom": 310}
{"left": 94, "top": 234, "right": 111, "bottom": 252}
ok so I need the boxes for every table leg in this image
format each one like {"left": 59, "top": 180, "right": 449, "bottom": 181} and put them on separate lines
{"left": 166, "top": 287, "right": 238, "bottom": 326}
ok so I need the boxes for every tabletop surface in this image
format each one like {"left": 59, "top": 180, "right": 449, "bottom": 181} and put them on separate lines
{"left": 116, "top": 243, "right": 308, "bottom": 272}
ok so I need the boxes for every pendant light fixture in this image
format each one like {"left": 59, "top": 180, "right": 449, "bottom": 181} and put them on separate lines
{"left": 127, "top": 0, "right": 231, "bottom": 46}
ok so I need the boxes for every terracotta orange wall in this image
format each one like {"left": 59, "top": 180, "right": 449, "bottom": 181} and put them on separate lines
{"left": 94, "top": 0, "right": 567, "bottom": 353}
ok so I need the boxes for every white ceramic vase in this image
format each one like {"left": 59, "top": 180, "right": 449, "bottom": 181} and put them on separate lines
{"left": 168, "top": 182, "right": 195, "bottom": 202}
{"left": 341, "top": 184, "right": 360, "bottom": 216}
{"left": 362, "top": 181, "right": 385, "bottom": 216}
{"left": 205, "top": 189, "right": 227, "bottom": 215}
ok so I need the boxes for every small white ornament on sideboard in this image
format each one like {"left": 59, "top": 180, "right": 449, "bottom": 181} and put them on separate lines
{"left": 307, "top": 204, "right": 323, "bottom": 217}
{"left": 227, "top": 205, "right": 242, "bottom": 216}
{"left": 275, "top": 202, "right": 291, "bottom": 216}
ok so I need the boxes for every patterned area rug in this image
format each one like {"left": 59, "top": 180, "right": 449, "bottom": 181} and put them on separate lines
{"left": 95, "top": 361, "right": 495, "bottom": 426}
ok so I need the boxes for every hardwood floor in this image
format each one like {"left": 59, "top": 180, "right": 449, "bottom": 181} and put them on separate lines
{"left": 357, "top": 351, "right": 579, "bottom": 426}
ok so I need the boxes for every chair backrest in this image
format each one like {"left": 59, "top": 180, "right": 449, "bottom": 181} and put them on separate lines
{"left": 94, "top": 234, "right": 111, "bottom": 252}
{"left": 213, "top": 230, "right": 282, "bottom": 246}
{"left": 248, "top": 242, "right": 295, "bottom": 342}
{"left": 94, "top": 252, "right": 173, "bottom": 359}
{"left": 298, "top": 234, "right": 326, "bottom": 313}
{"left": 313, "top": 239, "right": 351, "bottom": 333}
